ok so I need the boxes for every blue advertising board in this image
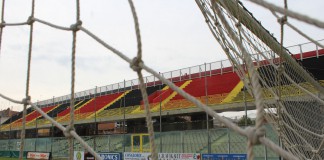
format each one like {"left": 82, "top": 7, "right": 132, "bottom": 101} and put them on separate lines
{"left": 202, "top": 154, "right": 247, "bottom": 160}
{"left": 98, "top": 153, "right": 122, "bottom": 160}
{"left": 124, "top": 152, "right": 151, "bottom": 160}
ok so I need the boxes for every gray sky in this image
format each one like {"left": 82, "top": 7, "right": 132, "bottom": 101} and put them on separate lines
{"left": 0, "top": 0, "right": 323, "bottom": 111}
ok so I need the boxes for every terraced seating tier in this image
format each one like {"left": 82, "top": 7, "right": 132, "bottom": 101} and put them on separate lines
{"left": 143, "top": 85, "right": 165, "bottom": 104}
{"left": 78, "top": 93, "right": 123, "bottom": 113}
{"left": 57, "top": 98, "right": 92, "bottom": 117}
{"left": 15, "top": 105, "right": 56, "bottom": 123}
{"left": 105, "top": 88, "right": 149, "bottom": 109}
{"left": 45, "top": 102, "right": 72, "bottom": 118}
{"left": 151, "top": 81, "right": 186, "bottom": 104}
{"left": 172, "top": 73, "right": 240, "bottom": 100}
{"left": 2, "top": 107, "right": 34, "bottom": 124}
{"left": 101, "top": 85, "right": 163, "bottom": 112}
{"left": 98, "top": 106, "right": 139, "bottom": 118}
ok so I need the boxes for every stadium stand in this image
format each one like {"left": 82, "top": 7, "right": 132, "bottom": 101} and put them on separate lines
{"left": 0, "top": 48, "right": 322, "bottom": 159}
{"left": 1, "top": 49, "right": 322, "bottom": 130}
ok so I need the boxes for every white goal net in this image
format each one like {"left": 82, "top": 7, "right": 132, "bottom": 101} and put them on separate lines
{"left": 0, "top": 0, "right": 323, "bottom": 160}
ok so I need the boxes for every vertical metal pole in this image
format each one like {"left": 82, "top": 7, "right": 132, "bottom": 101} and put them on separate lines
{"left": 108, "top": 135, "right": 110, "bottom": 152}
{"left": 181, "top": 131, "right": 184, "bottom": 153}
{"left": 35, "top": 118, "right": 38, "bottom": 151}
{"left": 0, "top": 109, "right": 2, "bottom": 132}
{"left": 228, "top": 128, "right": 230, "bottom": 154}
{"left": 279, "top": 138, "right": 283, "bottom": 160}
{"left": 204, "top": 63, "right": 211, "bottom": 153}
{"left": 243, "top": 86, "right": 248, "bottom": 126}
{"left": 257, "top": 54, "right": 260, "bottom": 68}
{"left": 264, "top": 133, "right": 268, "bottom": 160}
{"left": 94, "top": 86, "right": 97, "bottom": 151}
{"left": 95, "top": 86, "right": 97, "bottom": 124}
{"left": 316, "top": 45, "right": 319, "bottom": 58}
{"left": 35, "top": 101, "right": 39, "bottom": 152}
{"left": 9, "top": 115, "right": 12, "bottom": 155}
{"left": 159, "top": 78, "right": 162, "bottom": 152}
{"left": 179, "top": 69, "right": 182, "bottom": 82}
{"left": 52, "top": 96, "right": 55, "bottom": 107}
{"left": 123, "top": 80, "right": 126, "bottom": 152}
{"left": 51, "top": 114, "right": 54, "bottom": 154}
{"left": 299, "top": 45, "right": 303, "bottom": 61}
{"left": 154, "top": 75, "right": 156, "bottom": 86}
{"left": 221, "top": 61, "right": 223, "bottom": 75}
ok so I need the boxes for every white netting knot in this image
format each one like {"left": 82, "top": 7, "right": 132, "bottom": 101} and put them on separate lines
{"left": 63, "top": 125, "right": 74, "bottom": 138}
{"left": 130, "top": 57, "right": 143, "bottom": 72}
{"left": 235, "top": 23, "right": 241, "bottom": 28}
{"left": 70, "top": 20, "right": 82, "bottom": 31}
{"left": 0, "top": 21, "right": 5, "bottom": 28}
{"left": 22, "top": 96, "right": 31, "bottom": 106}
{"left": 27, "top": 16, "right": 35, "bottom": 25}
{"left": 245, "top": 126, "right": 266, "bottom": 145}
{"left": 278, "top": 16, "right": 287, "bottom": 25}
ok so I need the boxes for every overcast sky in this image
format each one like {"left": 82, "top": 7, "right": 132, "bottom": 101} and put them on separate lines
{"left": 0, "top": 0, "right": 323, "bottom": 111}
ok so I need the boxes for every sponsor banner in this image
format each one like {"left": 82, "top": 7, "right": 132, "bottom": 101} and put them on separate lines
{"left": 124, "top": 152, "right": 201, "bottom": 160}
{"left": 27, "top": 152, "right": 51, "bottom": 160}
{"left": 98, "top": 153, "right": 122, "bottom": 160}
{"left": 74, "top": 151, "right": 85, "bottom": 160}
{"left": 158, "top": 153, "right": 201, "bottom": 160}
{"left": 202, "top": 154, "right": 247, "bottom": 160}
{"left": 124, "top": 152, "right": 151, "bottom": 160}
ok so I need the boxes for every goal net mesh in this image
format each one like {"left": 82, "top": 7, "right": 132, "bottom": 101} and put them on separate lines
{"left": 196, "top": 0, "right": 324, "bottom": 159}
{"left": 0, "top": 0, "right": 323, "bottom": 160}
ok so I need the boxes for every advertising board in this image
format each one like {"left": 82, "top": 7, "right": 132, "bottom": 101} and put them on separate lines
{"left": 202, "top": 154, "right": 247, "bottom": 160}
{"left": 124, "top": 152, "right": 151, "bottom": 160}
{"left": 27, "top": 152, "right": 51, "bottom": 160}
{"left": 74, "top": 151, "right": 84, "bottom": 160}
{"left": 124, "top": 152, "right": 201, "bottom": 160}
{"left": 98, "top": 153, "right": 122, "bottom": 160}
{"left": 158, "top": 153, "right": 201, "bottom": 160}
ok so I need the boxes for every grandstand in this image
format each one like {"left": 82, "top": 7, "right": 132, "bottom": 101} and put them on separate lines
{"left": 0, "top": 43, "right": 323, "bottom": 158}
